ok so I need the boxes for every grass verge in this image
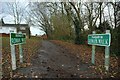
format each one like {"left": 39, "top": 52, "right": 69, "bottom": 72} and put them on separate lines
{"left": 2, "top": 36, "right": 41, "bottom": 78}
{"left": 51, "top": 40, "right": 120, "bottom": 78}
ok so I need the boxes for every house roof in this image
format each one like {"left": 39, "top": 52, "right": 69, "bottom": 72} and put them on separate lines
{"left": 2, "top": 24, "right": 29, "bottom": 27}
{"left": 0, "top": 18, "right": 29, "bottom": 27}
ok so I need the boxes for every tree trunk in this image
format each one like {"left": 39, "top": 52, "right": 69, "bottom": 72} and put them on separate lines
{"left": 73, "top": 17, "right": 82, "bottom": 44}
{"left": 99, "top": 2, "right": 102, "bottom": 31}
{"left": 114, "top": 2, "right": 117, "bottom": 28}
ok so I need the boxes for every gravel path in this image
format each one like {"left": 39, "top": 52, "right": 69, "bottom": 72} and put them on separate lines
{"left": 13, "top": 40, "right": 101, "bottom": 78}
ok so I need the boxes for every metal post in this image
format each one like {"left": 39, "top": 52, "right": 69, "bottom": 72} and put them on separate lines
{"left": 92, "top": 31, "right": 96, "bottom": 64}
{"left": 19, "top": 44, "right": 23, "bottom": 63}
{"left": 105, "top": 30, "right": 110, "bottom": 71}
{"left": 10, "top": 45, "right": 16, "bottom": 70}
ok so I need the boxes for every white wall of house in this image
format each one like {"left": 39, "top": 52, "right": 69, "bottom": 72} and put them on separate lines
{"left": 0, "top": 26, "right": 17, "bottom": 34}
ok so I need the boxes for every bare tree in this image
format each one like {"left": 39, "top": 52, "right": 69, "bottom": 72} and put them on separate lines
{"left": 29, "top": 2, "right": 52, "bottom": 38}
{"left": 83, "top": 2, "right": 108, "bottom": 33}
{"left": 6, "top": 1, "right": 28, "bottom": 24}
{"left": 62, "top": 1, "right": 85, "bottom": 44}
{"left": 108, "top": 1, "right": 119, "bottom": 29}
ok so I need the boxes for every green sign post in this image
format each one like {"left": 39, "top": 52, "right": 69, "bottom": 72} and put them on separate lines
{"left": 105, "top": 30, "right": 110, "bottom": 71}
{"left": 10, "top": 33, "right": 26, "bottom": 70}
{"left": 88, "top": 30, "right": 111, "bottom": 71}
{"left": 88, "top": 33, "right": 111, "bottom": 46}
{"left": 10, "top": 33, "right": 26, "bottom": 45}
{"left": 91, "top": 31, "right": 96, "bottom": 64}
{"left": 10, "top": 45, "right": 16, "bottom": 70}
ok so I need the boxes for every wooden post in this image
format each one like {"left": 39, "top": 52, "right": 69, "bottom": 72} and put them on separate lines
{"left": 105, "top": 30, "right": 110, "bottom": 71}
{"left": 19, "top": 44, "right": 23, "bottom": 63}
{"left": 91, "top": 31, "right": 96, "bottom": 64}
{"left": 18, "top": 32, "right": 23, "bottom": 63}
{"left": 10, "top": 45, "right": 16, "bottom": 70}
{"left": 10, "top": 32, "right": 16, "bottom": 70}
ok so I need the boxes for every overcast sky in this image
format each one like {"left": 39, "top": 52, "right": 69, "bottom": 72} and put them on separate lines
{"left": 0, "top": 2, "right": 45, "bottom": 36}
{"left": 0, "top": 0, "right": 119, "bottom": 2}
{"left": 0, "top": 13, "right": 45, "bottom": 36}
{"left": 0, "top": 0, "right": 119, "bottom": 35}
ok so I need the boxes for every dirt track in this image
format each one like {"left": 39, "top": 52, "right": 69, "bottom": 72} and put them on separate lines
{"left": 13, "top": 40, "right": 104, "bottom": 78}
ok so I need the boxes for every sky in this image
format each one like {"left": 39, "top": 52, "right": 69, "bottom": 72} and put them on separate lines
{"left": 0, "top": 0, "right": 118, "bottom": 35}
{"left": 0, "top": 0, "right": 119, "bottom": 2}
{"left": 0, "top": 13, "right": 45, "bottom": 36}
{"left": 0, "top": 2, "right": 45, "bottom": 36}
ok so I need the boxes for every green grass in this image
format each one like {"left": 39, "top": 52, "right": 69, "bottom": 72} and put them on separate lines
{"left": 2, "top": 37, "right": 10, "bottom": 48}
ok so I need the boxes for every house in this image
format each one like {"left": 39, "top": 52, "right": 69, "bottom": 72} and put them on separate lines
{"left": 0, "top": 18, "right": 31, "bottom": 38}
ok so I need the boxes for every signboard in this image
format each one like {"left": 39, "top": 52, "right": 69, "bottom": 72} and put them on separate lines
{"left": 88, "top": 33, "right": 111, "bottom": 46}
{"left": 10, "top": 33, "right": 26, "bottom": 45}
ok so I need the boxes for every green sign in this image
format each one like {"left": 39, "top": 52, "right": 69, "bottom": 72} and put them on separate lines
{"left": 10, "top": 33, "right": 26, "bottom": 45}
{"left": 88, "top": 34, "right": 111, "bottom": 46}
